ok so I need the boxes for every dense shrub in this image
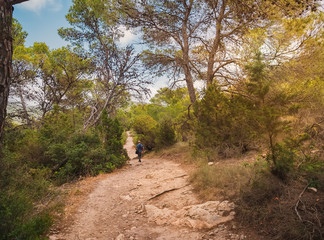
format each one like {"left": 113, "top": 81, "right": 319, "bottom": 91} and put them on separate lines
{"left": 132, "top": 115, "right": 157, "bottom": 150}
{"left": 99, "top": 112, "right": 124, "bottom": 156}
{"left": 266, "top": 134, "right": 321, "bottom": 180}
{"left": 0, "top": 108, "right": 129, "bottom": 239}
{"left": 155, "top": 119, "right": 176, "bottom": 149}
{"left": 30, "top": 109, "right": 128, "bottom": 183}
{"left": 267, "top": 142, "right": 295, "bottom": 180}
{"left": 40, "top": 106, "right": 75, "bottom": 144}
{"left": 0, "top": 192, "right": 52, "bottom": 240}
{"left": 3, "top": 127, "right": 46, "bottom": 167}
{"left": 194, "top": 85, "right": 255, "bottom": 157}
{"left": 52, "top": 117, "right": 127, "bottom": 183}
{"left": 0, "top": 148, "right": 52, "bottom": 240}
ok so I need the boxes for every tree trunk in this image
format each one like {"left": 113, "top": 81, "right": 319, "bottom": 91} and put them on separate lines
{"left": 206, "top": 1, "right": 226, "bottom": 87}
{"left": 0, "top": 1, "right": 13, "bottom": 157}
{"left": 17, "top": 83, "right": 31, "bottom": 125}
{"left": 183, "top": 54, "right": 196, "bottom": 103}
{"left": 182, "top": 35, "right": 196, "bottom": 103}
{"left": 181, "top": 0, "right": 196, "bottom": 104}
{"left": 0, "top": 0, "right": 28, "bottom": 162}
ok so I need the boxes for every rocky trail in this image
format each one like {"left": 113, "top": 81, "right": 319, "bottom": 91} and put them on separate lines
{"left": 49, "top": 133, "right": 245, "bottom": 240}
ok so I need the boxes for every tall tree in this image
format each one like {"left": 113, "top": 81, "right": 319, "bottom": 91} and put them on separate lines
{"left": 120, "top": 0, "right": 319, "bottom": 103}
{"left": 200, "top": 0, "right": 319, "bottom": 87}
{"left": 11, "top": 42, "right": 93, "bottom": 121}
{"left": 121, "top": 0, "right": 206, "bottom": 103}
{"left": 10, "top": 19, "right": 33, "bottom": 125}
{"left": 0, "top": 0, "right": 28, "bottom": 157}
{"left": 36, "top": 45, "right": 92, "bottom": 118}
{"left": 11, "top": 44, "right": 34, "bottom": 125}
{"left": 59, "top": 0, "right": 151, "bottom": 129}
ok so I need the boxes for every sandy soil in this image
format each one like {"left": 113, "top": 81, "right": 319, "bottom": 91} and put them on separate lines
{"left": 49, "top": 133, "right": 243, "bottom": 240}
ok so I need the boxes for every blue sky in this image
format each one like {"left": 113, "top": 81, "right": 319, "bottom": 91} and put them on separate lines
{"left": 13, "top": 0, "right": 167, "bottom": 96}
{"left": 13, "top": 0, "right": 138, "bottom": 49}
{"left": 13, "top": 0, "right": 73, "bottom": 49}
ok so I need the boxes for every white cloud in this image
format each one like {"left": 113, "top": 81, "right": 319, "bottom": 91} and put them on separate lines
{"left": 119, "top": 26, "right": 137, "bottom": 45}
{"left": 19, "top": 0, "right": 62, "bottom": 13}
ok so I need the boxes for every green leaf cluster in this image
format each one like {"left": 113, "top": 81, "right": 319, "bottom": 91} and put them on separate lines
{"left": 129, "top": 87, "right": 190, "bottom": 151}
{"left": 0, "top": 143, "right": 52, "bottom": 240}
{"left": 0, "top": 107, "right": 128, "bottom": 239}
{"left": 194, "top": 84, "right": 254, "bottom": 157}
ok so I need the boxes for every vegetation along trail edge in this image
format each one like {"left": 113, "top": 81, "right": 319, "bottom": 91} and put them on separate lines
{"left": 48, "top": 132, "right": 246, "bottom": 240}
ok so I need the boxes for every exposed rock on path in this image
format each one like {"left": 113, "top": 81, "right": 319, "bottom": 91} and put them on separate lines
{"left": 49, "top": 132, "right": 242, "bottom": 240}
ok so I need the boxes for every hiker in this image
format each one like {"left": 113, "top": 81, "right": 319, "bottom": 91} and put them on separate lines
{"left": 136, "top": 140, "right": 144, "bottom": 162}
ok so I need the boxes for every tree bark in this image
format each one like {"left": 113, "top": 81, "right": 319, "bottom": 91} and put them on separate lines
{"left": 0, "top": 1, "right": 14, "bottom": 156}
{"left": 206, "top": 0, "right": 226, "bottom": 86}
{"left": 0, "top": 0, "right": 28, "bottom": 161}
{"left": 17, "top": 83, "right": 31, "bottom": 125}
{"left": 182, "top": 28, "right": 196, "bottom": 104}
{"left": 181, "top": 0, "right": 196, "bottom": 104}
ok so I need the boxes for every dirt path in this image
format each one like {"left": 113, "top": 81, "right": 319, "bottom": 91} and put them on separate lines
{"left": 49, "top": 133, "right": 243, "bottom": 240}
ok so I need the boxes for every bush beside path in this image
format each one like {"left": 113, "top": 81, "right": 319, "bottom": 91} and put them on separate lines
{"left": 48, "top": 132, "right": 246, "bottom": 240}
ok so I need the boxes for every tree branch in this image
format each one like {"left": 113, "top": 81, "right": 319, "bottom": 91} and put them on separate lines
{"left": 147, "top": 184, "right": 190, "bottom": 201}
{"left": 9, "top": 0, "right": 29, "bottom": 5}
{"left": 295, "top": 183, "right": 310, "bottom": 222}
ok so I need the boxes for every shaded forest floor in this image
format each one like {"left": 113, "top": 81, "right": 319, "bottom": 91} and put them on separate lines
{"left": 48, "top": 133, "right": 265, "bottom": 240}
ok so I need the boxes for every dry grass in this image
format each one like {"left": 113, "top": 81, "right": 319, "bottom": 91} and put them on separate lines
{"left": 151, "top": 142, "right": 265, "bottom": 201}
{"left": 190, "top": 163, "right": 255, "bottom": 201}
{"left": 150, "top": 142, "right": 324, "bottom": 240}
{"left": 236, "top": 173, "right": 324, "bottom": 240}
{"left": 150, "top": 142, "right": 196, "bottom": 163}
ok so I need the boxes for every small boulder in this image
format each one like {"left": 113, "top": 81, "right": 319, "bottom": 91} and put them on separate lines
{"left": 115, "top": 234, "right": 125, "bottom": 240}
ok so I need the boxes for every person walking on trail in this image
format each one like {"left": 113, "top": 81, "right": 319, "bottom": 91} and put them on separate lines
{"left": 136, "top": 141, "right": 144, "bottom": 162}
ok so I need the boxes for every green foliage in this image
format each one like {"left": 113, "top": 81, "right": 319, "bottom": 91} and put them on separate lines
{"left": 115, "top": 108, "right": 132, "bottom": 130}
{"left": 12, "top": 18, "right": 27, "bottom": 49}
{"left": 132, "top": 115, "right": 157, "bottom": 150}
{"left": 99, "top": 111, "right": 123, "bottom": 155}
{"left": 4, "top": 6, "right": 324, "bottom": 240}
{"left": 0, "top": 106, "right": 129, "bottom": 238}
{"left": 0, "top": 192, "right": 51, "bottom": 240}
{"left": 130, "top": 87, "right": 192, "bottom": 150}
{"left": 0, "top": 149, "right": 52, "bottom": 240}
{"left": 266, "top": 143, "right": 296, "bottom": 180}
{"left": 244, "top": 53, "right": 287, "bottom": 139}
{"left": 130, "top": 87, "right": 190, "bottom": 123}
{"left": 59, "top": 0, "right": 121, "bottom": 47}
{"left": 4, "top": 107, "right": 128, "bottom": 185}
{"left": 245, "top": 52, "right": 270, "bottom": 103}
{"left": 8, "top": 213, "right": 52, "bottom": 240}
{"left": 194, "top": 84, "right": 254, "bottom": 156}
{"left": 41, "top": 106, "right": 75, "bottom": 143}
{"left": 47, "top": 113, "right": 127, "bottom": 183}
{"left": 266, "top": 132, "right": 324, "bottom": 180}
{"left": 11, "top": 39, "right": 93, "bottom": 124}
{"left": 244, "top": 53, "right": 302, "bottom": 178}
{"left": 98, "top": 111, "right": 128, "bottom": 167}
{"left": 53, "top": 134, "right": 109, "bottom": 184}
{"left": 58, "top": 0, "right": 148, "bottom": 128}
{"left": 3, "top": 127, "right": 45, "bottom": 167}
{"left": 155, "top": 119, "right": 176, "bottom": 149}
